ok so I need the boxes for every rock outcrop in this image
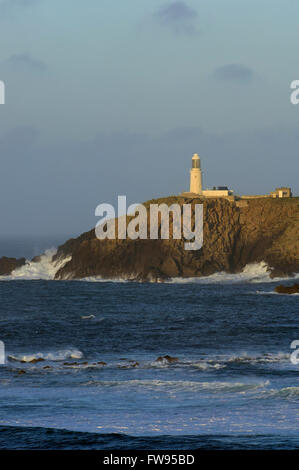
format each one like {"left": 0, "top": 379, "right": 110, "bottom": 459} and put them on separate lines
{"left": 0, "top": 256, "right": 26, "bottom": 276}
{"left": 275, "top": 284, "right": 299, "bottom": 294}
{"left": 52, "top": 196, "right": 299, "bottom": 281}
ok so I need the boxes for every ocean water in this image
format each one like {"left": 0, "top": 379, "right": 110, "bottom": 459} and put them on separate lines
{"left": 0, "top": 246, "right": 298, "bottom": 449}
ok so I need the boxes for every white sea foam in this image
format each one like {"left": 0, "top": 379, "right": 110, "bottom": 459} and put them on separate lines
{"left": 81, "top": 276, "right": 129, "bottom": 283}
{"left": 258, "top": 386, "right": 299, "bottom": 400}
{"left": 148, "top": 353, "right": 290, "bottom": 369}
{"left": 0, "top": 249, "right": 71, "bottom": 281}
{"left": 1, "top": 254, "right": 298, "bottom": 284}
{"left": 51, "top": 261, "right": 299, "bottom": 284}
{"left": 169, "top": 262, "right": 299, "bottom": 284}
{"left": 63, "top": 262, "right": 299, "bottom": 284}
{"left": 82, "top": 378, "right": 269, "bottom": 394}
{"left": 273, "top": 387, "right": 299, "bottom": 398}
{"left": 8, "top": 349, "right": 83, "bottom": 363}
{"left": 225, "top": 352, "right": 290, "bottom": 364}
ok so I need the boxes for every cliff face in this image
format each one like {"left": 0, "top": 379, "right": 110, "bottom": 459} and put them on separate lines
{"left": 53, "top": 196, "right": 299, "bottom": 281}
{"left": 0, "top": 257, "right": 26, "bottom": 275}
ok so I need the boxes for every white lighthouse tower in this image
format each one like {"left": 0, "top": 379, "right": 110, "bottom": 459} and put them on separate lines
{"left": 189, "top": 153, "right": 203, "bottom": 195}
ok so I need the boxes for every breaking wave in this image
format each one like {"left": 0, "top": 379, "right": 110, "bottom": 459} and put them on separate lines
{"left": 1, "top": 255, "right": 298, "bottom": 284}
{"left": 147, "top": 353, "right": 291, "bottom": 370}
{"left": 8, "top": 349, "right": 83, "bottom": 363}
{"left": 6, "top": 352, "right": 289, "bottom": 369}
{"left": 0, "top": 249, "right": 71, "bottom": 281}
{"left": 81, "top": 379, "right": 270, "bottom": 394}
{"left": 256, "top": 386, "right": 299, "bottom": 401}
{"left": 81, "top": 276, "right": 129, "bottom": 283}
{"left": 270, "top": 387, "right": 299, "bottom": 398}
{"left": 169, "top": 262, "right": 299, "bottom": 284}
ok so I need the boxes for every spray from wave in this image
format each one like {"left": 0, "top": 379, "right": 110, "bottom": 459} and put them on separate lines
{"left": 1, "top": 255, "right": 298, "bottom": 284}
{"left": 0, "top": 249, "right": 71, "bottom": 281}
{"left": 58, "top": 261, "right": 299, "bottom": 284}
{"left": 8, "top": 349, "right": 83, "bottom": 363}
{"left": 169, "top": 262, "right": 299, "bottom": 284}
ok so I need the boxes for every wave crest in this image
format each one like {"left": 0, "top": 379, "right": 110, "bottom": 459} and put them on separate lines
{"left": 82, "top": 378, "right": 269, "bottom": 394}
{"left": 8, "top": 349, "right": 83, "bottom": 363}
{"left": 170, "top": 262, "right": 299, "bottom": 284}
{"left": 1, "top": 256, "right": 298, "bottom": 284}
{"left": 0, "top": 249, "right": 71, "bottom": 281}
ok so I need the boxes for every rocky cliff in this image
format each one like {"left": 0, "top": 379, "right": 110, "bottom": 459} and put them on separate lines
{"left": 52, "top": 196, "right": 299, "bottom": 281}
{"left": 275, "top": 283, "right": 299, "bottom": 294}
{"left": 0, "top": 256, "right": 26, "bottom": 276}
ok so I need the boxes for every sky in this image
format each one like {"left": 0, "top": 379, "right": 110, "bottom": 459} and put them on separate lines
{"left": 0, "top": 0, "right": 298, "bottom": 237}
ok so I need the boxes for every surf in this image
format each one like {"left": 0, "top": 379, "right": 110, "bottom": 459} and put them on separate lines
{"left": 0, "top": 249, "right": 71, "bottom": 281}
{"left": 1, "top": 254, "right": 298, "bottom": 284}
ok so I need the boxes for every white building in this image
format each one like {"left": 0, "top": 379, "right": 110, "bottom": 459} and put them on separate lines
{"left": 182, "top": 153, "right": 233, "bottom": 198}
{"left": 189, "top": 153, "right": 203, "bottom": 195}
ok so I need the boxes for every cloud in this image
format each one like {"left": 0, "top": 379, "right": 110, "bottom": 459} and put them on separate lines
{"left": 154, "top": 1, "right": 198, "bottom": 35}
{"left": 213, "top": 64, "right": 254, "bottom": 83}
{"left": 3, "top": 54, "right": 47, "bottom": 72}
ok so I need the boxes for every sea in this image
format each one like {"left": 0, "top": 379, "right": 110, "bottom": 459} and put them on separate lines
{"left": 0, "top": 236, "right": 298, "bottom": 450}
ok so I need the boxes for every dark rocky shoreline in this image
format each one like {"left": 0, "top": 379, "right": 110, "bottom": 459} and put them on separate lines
{"left": 0, "top": 256, "right": 26, "bottom": 276}
{"left": 275, "top": 284, "right": 299, "bottom": 294}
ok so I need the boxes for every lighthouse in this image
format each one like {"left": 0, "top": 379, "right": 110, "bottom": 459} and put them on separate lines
{"left": 189, "top": 153, "right": 203, "bottom": 195}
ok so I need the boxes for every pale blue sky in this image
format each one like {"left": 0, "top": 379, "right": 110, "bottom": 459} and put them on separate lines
{"left": 0, "top": 0, "right": 298, "bottom": 236}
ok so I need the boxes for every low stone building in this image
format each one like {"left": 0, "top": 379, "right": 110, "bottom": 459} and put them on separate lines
{"left": 203, "top": 186, "right": 234, "bottom": 198}
{"left": 270, "top": 187, "right": 292, "bottom": 198}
